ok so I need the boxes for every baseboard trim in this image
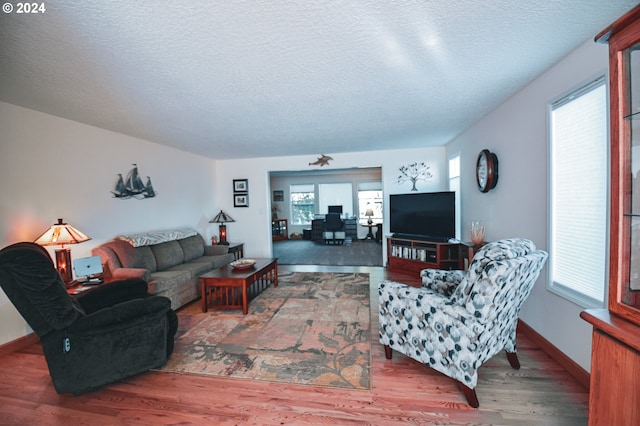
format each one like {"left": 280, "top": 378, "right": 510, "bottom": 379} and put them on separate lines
{"left": 0, "top": 333, "right": 39, "bottom": 357}
{"left": 517, "top": 320, "right": 590, "bottom": 390}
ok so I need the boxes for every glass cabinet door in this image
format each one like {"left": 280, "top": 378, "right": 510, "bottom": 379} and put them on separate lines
{"left": 623, "top": 41, "right": 640, "bottom": 312}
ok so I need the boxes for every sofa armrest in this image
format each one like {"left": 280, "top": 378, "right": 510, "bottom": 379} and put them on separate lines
{"left": 110, "top": 267, "right": 152, "bottom": 282}
{"left": 204, "top": 245, "right": 229, "bottom": 256}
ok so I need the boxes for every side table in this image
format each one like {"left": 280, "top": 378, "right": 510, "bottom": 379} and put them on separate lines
{"left": 461, "top": 241, "right": 485, "bottom": 270}
{"left": 362, "top": 224, "right": 377, "bottom": 240}
{"left": 226, "top": 242, "right": 244, "bottom": 260}
{"left": 66, "top": 279, "right": 108, "bottom": 296}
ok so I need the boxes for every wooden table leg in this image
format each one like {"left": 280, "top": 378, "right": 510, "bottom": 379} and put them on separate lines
{"left": 242, "top": 280, "right": 248, "bottom": 315}
{"left": 273, "top": 262, "right": 278, "bottom": 287}
{"left": 201, "top": 278, "right": 208, "bottom": 313}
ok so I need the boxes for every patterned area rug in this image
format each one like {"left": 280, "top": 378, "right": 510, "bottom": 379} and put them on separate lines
{"left": 158, "top": 271, "right": 371, "bottom": 390}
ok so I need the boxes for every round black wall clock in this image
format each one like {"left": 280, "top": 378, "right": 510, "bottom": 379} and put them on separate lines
{"left": 476, "top": 149, "right": 499, "bottom": 193}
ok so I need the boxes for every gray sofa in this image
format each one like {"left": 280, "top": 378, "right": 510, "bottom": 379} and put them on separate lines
{"left": 92, "top": 229, "right": 234, "bottom": 309}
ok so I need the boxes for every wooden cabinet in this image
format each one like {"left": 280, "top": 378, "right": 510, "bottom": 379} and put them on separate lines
{"left": 387, "top": 237, "right": 462, "bottom": 273}
{"left": 581, "top": 6, "right": 640, "bottom": 426}
{"left": 602, "top": 4, "right": 640, "bottom": 327}
{"left": 272, "top": 219, "right": 288, "bottom": 241}
{"left": 580, "top": 310, "right": 640, "bottom": 425}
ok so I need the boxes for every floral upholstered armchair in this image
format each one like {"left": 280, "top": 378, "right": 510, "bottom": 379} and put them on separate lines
{"left": 379, "top": 238, "right": 548, "bottom": 407}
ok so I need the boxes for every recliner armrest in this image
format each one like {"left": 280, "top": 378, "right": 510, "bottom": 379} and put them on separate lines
{"left": 72, "top": 296, "right": 171, "bottom": 332}
{"left": 75, "top": 278, "right": 149, "bottom": 314}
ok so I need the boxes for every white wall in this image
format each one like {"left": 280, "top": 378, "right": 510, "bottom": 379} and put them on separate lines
{"left": 446, "top": 39, "right": 609, "bottom": 371}
{"left": 215, "top": 147, "right": 447, "bottom": 260}
{"left": 0, "top": 102, "right": 218, "bottom": 345}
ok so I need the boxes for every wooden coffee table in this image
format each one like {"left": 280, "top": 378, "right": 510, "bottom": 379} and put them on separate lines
{"left": 200, "top": 258, "right": 278, "bottom": 314}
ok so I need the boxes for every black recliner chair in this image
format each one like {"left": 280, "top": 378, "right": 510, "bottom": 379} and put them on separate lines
{"left": 0, "top": 242, "right": 178, "bottom": 395}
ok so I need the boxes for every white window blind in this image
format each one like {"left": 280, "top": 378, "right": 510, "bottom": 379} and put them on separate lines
{"left": 549, "top": 77, "right": 608, "bottom": 307}
{"left": 318, "top": 183, "right": 353, "bottom": 216}
{"left": 290, "top": 184, "right": 315, "bottom": 225}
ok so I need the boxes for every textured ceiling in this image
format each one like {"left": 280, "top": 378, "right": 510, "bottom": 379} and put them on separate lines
{"left": 0, "top": 1, "right": 636, "bottom": 160}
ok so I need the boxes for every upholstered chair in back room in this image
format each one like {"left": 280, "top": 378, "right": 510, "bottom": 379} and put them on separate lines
{"left": 378, "top": 238, "right": 548, "bottom": 407}
{"left": 0, "top": 242, "right": 178, "bottom": 395}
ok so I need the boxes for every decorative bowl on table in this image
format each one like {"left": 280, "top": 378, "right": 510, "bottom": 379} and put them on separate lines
{"left": 230, "top": 259, "right": 256, "bottom": 270}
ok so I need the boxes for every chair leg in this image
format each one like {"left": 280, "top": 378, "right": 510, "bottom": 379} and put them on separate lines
{"left": 383, "top": 344, "right": 480, "bottom": 407}
{"left": 461, "top": 384, "right": 480, "bottom": 408}
{"left": 506, "top": 351, "right": 520, "bottom": 369}
{"left": 384, "top": 345, "right": 392, "bottom": 359}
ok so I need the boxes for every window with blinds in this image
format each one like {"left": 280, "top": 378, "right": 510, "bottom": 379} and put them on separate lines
{"left": 318, "top": 183, "right": 353, "bottom": 216}
{"left": 290, "top": 184, "right": 315, "bottom": 225}
{"left": 548, "top": 76, "right": 608, "bottom": 307}
{"left": 358, "top": 181, "right": 383, "bottom": 223}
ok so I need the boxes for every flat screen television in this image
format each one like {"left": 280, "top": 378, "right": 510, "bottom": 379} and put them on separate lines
{"left": 389, "top": 191, "right": 455, "bottom": 241}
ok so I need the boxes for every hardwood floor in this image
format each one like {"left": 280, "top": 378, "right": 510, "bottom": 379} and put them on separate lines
{"left": 0, "top": 265, "right": 589, "bottom": 425}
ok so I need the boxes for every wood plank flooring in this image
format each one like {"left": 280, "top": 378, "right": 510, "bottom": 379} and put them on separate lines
{"left": 0, "top": 265, "right": 589, "bottom": 425}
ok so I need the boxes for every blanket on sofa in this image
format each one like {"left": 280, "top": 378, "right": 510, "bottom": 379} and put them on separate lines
{"left": 116, "top": 228, "right": 198, "bottom": 247}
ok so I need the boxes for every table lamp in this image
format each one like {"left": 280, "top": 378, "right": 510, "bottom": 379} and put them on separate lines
{"left": 210, "top": 210, "right": 235, "bottom": 245}
{"left": 365, "top": 208, "right": 374, "bottom": 225}
{"left": 33, "top": 218, "right": 91, "bottom": 285}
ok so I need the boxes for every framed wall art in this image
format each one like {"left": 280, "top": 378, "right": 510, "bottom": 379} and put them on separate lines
{"left": 233, "top": 179, "right": 248, "bottom": 193}
{"left": 234, "top": 193, "right": 249, "bottom": 207}
{"left": 273, "top": 190, "right": 284, "bottom": 202}
{"left": 233, "top": 178, "right": 249, "bottom": 207}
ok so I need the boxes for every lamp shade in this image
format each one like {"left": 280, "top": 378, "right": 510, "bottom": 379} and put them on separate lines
{"left": 33, "top": 218, "right": 90, "bottom": 285}
{"left": 365, "top": 209, "right": 374, "bottom": 217}
{"left": 33, "top": 218, "right": 91, "bottom": 247}
{"left": 210, "top": 210, "right": 235, "bottom": 224}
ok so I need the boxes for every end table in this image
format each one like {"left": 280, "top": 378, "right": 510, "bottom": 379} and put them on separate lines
{"left": 226, "top": 242, "right": 244, "bottom": 260}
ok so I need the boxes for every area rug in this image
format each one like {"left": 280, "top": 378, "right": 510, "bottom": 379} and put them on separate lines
{"left": 158, "top": 271, "right": 371, "bottom": 390}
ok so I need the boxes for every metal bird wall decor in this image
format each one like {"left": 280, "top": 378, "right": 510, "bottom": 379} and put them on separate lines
{"left": 309, "top": 154, "right": 333, "bottom": 167}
